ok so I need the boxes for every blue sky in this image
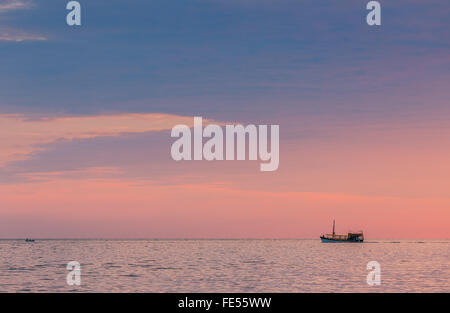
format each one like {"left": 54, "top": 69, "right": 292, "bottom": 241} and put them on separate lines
{"left": 1, "top": 0, "right": 450, "bottom": 188}
{"left": 1, "top": 0, "right": 448, "bottom": 121}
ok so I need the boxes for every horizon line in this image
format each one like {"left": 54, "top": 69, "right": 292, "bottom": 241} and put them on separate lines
{"left": 1, "top": 238, "right": 449, "bottom": 241}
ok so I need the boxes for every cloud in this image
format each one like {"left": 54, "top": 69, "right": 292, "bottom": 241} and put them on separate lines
{"left": 0, "top": 0, "right": 32, "bottom": 13}
{"left": 0, "top": 1, "right": 45, "bottom": 42}
{"left": 0, "top": 28, "right": 46, "bottom": 41}
{"left": 0, "top": 113, "right": 218, "bottom": 168}
{"left": 0, "top": 129, "right": 258, "bottom": 185}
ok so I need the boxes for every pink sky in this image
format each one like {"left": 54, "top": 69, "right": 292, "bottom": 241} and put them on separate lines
{"left": 0, "top": 111, "right": 449, "bottom": 239}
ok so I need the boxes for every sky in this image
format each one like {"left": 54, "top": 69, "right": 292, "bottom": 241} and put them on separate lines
{"left": 0, "top": 0, "right": 449, "bottom": 238}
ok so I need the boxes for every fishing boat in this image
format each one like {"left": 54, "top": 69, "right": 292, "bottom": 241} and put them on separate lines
{"left": 320, "top": 220, "right": 364, "bottom": 242}
{"left": 25, "top": 238, "right": 35, "bottom": 242}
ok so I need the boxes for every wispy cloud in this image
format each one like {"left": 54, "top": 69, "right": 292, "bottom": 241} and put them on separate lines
{"left": 0, "top": 0, "right": 32, "bottom": 13}
{"left": 0, "top": 113, "right": 218, "bottom": 167}
{"left": 0, "top": 28, "right": 45, "bottom": 41}
{"left": 0, "top": 1, "right": 44, "bottom": 41}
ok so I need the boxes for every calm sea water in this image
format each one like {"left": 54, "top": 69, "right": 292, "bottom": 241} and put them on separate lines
{"left": 0, "top": 239, "right": 448, "bottom": 292}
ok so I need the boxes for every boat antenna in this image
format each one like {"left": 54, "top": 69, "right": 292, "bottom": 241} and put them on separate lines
{"left": 332, "top": 219, "right": 335, "bottom": 236}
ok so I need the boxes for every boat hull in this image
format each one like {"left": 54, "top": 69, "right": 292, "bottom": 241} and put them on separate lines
{"left": 320, "top": 236, "right": 363, "bottom": 243}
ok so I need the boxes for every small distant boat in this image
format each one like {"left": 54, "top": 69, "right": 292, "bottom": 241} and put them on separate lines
{"left": 320, "top": 220, "right": 364, "bottom": 243}
{"left": 25, "top": 239, "right": 35, "bottom": 242}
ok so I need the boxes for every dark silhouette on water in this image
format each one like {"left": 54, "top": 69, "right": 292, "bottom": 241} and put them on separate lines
{"left": 320, "top": 220, "right": 364, "bottom": 242}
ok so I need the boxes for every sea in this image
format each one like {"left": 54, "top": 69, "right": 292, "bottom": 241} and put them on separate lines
{"left": 0, "top": 239, "right": 448, "bottom": 292}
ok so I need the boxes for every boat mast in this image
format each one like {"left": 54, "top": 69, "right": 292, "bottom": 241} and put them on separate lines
{"left": 332, "top": 219, "right": 335, "bottom": 237}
